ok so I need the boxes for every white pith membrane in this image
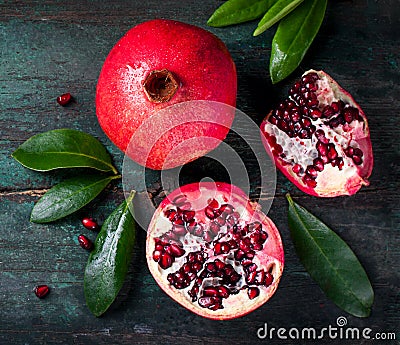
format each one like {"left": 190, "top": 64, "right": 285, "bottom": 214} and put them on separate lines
{"left": 146, "top": 182, "right": 284, "bottom": 320}
{"left": 262, "top": 70, "right": 371, "bottom": 196}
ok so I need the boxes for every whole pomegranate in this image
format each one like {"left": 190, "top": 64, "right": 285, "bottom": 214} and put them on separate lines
{"left": 260, "top": 70, "right": 373, "bottom": 197}
{"left": 96, "top": 19, "right": 237, "bottom": 170}
{"left": 146, "top": 182, "right": 284, "bottom": 320}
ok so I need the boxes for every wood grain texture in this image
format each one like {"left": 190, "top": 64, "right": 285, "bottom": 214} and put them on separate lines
{"left": 1, "top": 0, "right": 399, "bottom": 344}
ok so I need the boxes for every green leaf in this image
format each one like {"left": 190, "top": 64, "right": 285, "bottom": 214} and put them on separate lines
{"left": 269, "top": 0, "right": 327, "bottom": 83}
{"left": 286, "top": 194, "right": 374, "bottom": 318}
{"left": 12, "top": 129, "right": 117, "bottom": 174}
{"left": 84, "top": 192, "right": 136, "bottom": 317}
{"left": 207, "top": 0, "right": 275, "bottom": 27}
{"left": 253, "top": 0, "right": 304, "bottom": 36}
{"left": 31, "top": 174, "right": 120, "bottom": 223}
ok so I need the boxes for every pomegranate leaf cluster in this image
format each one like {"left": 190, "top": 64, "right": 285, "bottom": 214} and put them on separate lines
{"left": 208, "top": 0, "right": 327, "bottom": 83}
{"left": 12, "top": 129, "right": 120, "bottom": 222}
{"left": 286, "top": 194, "right": 374, "bottom": 317}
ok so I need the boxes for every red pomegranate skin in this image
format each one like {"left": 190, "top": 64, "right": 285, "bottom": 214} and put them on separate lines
{"left": 96, "top": 19, "right": 237, "bottom": 170}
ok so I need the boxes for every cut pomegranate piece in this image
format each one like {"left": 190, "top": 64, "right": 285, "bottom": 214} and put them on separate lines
{"left": 260, "top": 70, "right": 373, "bottom": 197}
{"left": 146, "top": 182, "right": 284, "bottom": 320}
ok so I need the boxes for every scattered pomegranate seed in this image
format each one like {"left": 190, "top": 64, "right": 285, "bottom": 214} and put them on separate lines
{"left": 82, "top": 217, "right": 99, "bottom": 231}
{"left": 57, "top": 92, "right": 72, "bottom": 106}
{"left": 34, "top": 285, "right": 50, "bottom": 299}
{"left": 78, "top": 234, "right": 93, "bottom": 250}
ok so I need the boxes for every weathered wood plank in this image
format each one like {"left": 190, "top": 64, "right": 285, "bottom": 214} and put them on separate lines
{"left": 1, "top": 0, "right": 399, "bottom": 344}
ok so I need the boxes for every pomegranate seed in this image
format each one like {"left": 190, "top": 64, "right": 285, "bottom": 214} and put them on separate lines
{"left": 152, "top": 250, "right": 162, "bottom": 262}
{"left": 207, "top": 198, "right": 219, "bottom": 209}
{"left": 313, "top": 158, "right": 325, "bottom": 172}
{"left": 255, "top": 270, "right": 266, "bottom": 285}
{"left": 167, "top": 243, "right": 186, "bottom": 257}
{"left": 246, "top": 263, "right": 258, "bottom": 272}
{"left": 253, "top": 243, "right": 263, "bottom": 251}
{"left": 205, "top": 206, "right": 217, "bottom": 219}
{"left": 214, "top": 259, "right": 225, "bottom": 270}
{"left": 217, "top": 285, "right": 230, "bottom": 298}
{"left": 78, "top": 234, "right": 93, "bottom": 250}
{"left": 322, "top": 105, "right": 334, "bottom": 118}
{"left": 220, "top": 242, "right": 230, "bottom": 254}
{"left": 192, "top": 262, "right": 203, "bottom": 272}
{"left": 214, "top": 242, "right": 222, "bottom": 255}
{"left": 246, "top": 271, "right": 257, "bottom": 284}
{"left": 247, "top": 287, "right": 259, "bottom": 300}
{"left": 182, "top": 210, "right": 195, "bottom": 222}
{"left": 292, "top": 163, "right": 302, "bottom": 174}
{"left": 198, "top": 296, "right": 222, "bottom": 310}
{"left": 316, "top": 141, "right": 328, "bottom": 156}
{"left": 206, "top": 262, "right": 216, "bottom": 272}
{"left": 345, "top": 147, "right": 354, "bottom": 157}
{"left": 57, "top": 92, "right": 72, "bottom": 106}
{"left": 306, "top": 166, "right": 318, "bottom": 178}
{"left": 353, "top": 147, "right": 363, "bottom": 157}
{"left": 203, "top": 287, "right": 219, "bottom": 297}
{"left": 310, "top": 109, "right": 322, "bottom": 119}
{"left": 303, "top": 175, "right": 317, "bottom": 188}
{"left": 160, "top": 253, "right": 174, "bottom": 269}
{"left": 34, "top": 285, "right": 50, "bottom": 299}
{"left": 307, "top": 99, "right": 319, "bottom": 108}
{"left": 327, "top": 144, "right": 338, "bottom": 160}
{"left": 173, "top": 217, "right": 184, "bottom": 226}
{"left": 82, "top": 217, "right": 99, "bottom": 231}
{"left": 239, "top": 238, "right": 251, "bottom": 252}
{"left": 234, "top": 249, "right": 245, "bottom": 260}
{"left": 343, "top": 108, "right": 354, "bottom": 123}
{"left": 219, "top": 204, "right": 234, "bottom": 215}
{"left": 352, "top": 155, "right": 363, "bottom": 165}
{"left": 265, "top": 272, "right": 274, "bottom": 286}
{"left": 302, "top": 72, "right": 319, "bottom": 84}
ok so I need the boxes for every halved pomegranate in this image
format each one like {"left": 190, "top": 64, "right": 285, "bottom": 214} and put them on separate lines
{"left": 260, "top": 70, "right": 373, "bottom": 197}
{"left": 146, "top": 182, "right": 284, "bottom": 320}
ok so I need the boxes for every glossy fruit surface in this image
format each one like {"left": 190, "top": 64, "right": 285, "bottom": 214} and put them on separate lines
{"left": 96, "top": 19, "right": 237, "bottom": 170}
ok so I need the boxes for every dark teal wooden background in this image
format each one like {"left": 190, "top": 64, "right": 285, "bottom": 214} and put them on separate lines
{"left": 1, "top": 1, "right": 399, "bottom": 344}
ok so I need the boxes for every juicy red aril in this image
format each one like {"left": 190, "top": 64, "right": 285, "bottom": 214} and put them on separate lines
{"left": 34, "top": 285, "right": 50, "bottom": 299}
{"left": 82, "top": 217, "right": 99, "bottom": 231}
{"left": 78, "top": 234, "right": 93, "bottom": 250}
{"left": 57, "top": 92, "right": 72, "bottom": 106}
{"left": 247, "top": 287, "right": 259, "bottom": 300}
{"left": 198, "top": 296, "right": 222, "bottom": 310}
